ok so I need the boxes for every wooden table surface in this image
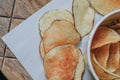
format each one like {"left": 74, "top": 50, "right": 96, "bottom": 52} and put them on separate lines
{"left": 0, "top": 0, "right": 50, "bottom": 80}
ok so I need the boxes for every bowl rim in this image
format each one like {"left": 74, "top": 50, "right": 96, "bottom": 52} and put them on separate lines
{"left": 87, "top": 9, "right": 120, "bottom": 80}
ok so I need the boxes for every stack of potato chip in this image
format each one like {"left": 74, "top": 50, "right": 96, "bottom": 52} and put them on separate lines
{"left": 38, "top": 0, "right": 120, "bottom": 79}
{"left": 91, "top": 19, "right": 120, "bottom": 80}
{"left": 39, "top": 9, "right": 84, "bottom": 80}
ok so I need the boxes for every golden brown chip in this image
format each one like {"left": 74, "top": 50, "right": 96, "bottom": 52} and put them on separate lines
{"left": 74, "top": 49, "right": 84, "bottom": 80}
{"left": 92, "top": 53, "right": 120, "bottom": 79}
{"left": 114, "top": 42, "right": 120, "bottom": 76}
{"left": 107, "top": 43, "right": 120, "bottom": 72}
{"left": 43, "top": 20, "right": 80, "bottom": 53}
{"left": 109, "top": 24, "right": 120, "bottom": 30}
{"left": 92, "top": 44, "right": 110, "bottom": 68}
{"left": 114, "top": 68, "right": 120, "bottom": 77}
{"left": 116, "top": 29, "right": 120, "bottom": 34}
{"left": 39, "top": 9, "right": 74, "bottom": 37}
{"left": 44, "top": 44, "right": 79, "bottom": 80}
{"left": 91, "top": 53, "right": 117, "bottom": 80}
{"left": 73, "top": 0, "right": 94, "bottom": 37}
{"left": 91, "top": 27, "right": 120, "bottom": 49}
{"left": 90, "top": 0, "right": 120, "bottom": 15}
{"left": 39, "top": 40, "right": 45, "bottom": 59}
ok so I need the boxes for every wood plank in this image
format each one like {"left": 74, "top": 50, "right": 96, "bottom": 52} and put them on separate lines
{"left": 5, "top": 19, "right": 24, "bottom": 58}
{"left": 0, "top": 0, "right": 14, "bottom": 16}
{"left": 13, "top": 0, "right": 50, "bottom": 18}
{"left": 1, "top": 58, "right": 33, "bottom": 80}
{"left": 0, "top": 17, "right": 10, "bottom": 57}
{"left": 0, "top": 57, "right": 3, "bottom": 69}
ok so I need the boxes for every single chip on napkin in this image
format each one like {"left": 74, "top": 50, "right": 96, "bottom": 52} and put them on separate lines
{"left": 73, "top": 0, "right": 94, "bottom": 37}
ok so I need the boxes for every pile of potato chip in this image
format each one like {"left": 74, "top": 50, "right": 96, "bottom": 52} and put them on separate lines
{"left": 91, "top": 18, "right": 120, "bottom": 80}
{"left": 39, "top": 9, "right": 84, "bottom": 80}
{"left": 38, "top": 0, "right": 120, "bottom": 79}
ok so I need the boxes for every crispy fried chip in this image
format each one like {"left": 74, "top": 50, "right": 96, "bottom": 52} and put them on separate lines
{"left": 44, "top": 44, "right": 79, "bottom": 80}
{"left": 39, "top": 40, "right": 45, "bottom": 59}
{"left": 39, "top": 9, "right": 74, "bottom": 37}
{"left": 107, "top": 43, "right": 120, "bottom": 72}
{"left": 90, "top": 0, "right": 120, "bottom": 15}
{"left": 74, "top": 49, "right": 84, "bottom": 80}
{"left": 73, "top": 0, "right": 94, "bottom": 37}
{"left": 116, "top": 29, "right": 120, "bottom": 34}
{"left": 91, "top": 27, "right": 120, "bottom": 49}
{"left": 43, "top": 20, "right": 80, "bottom": 53}
{"left": 92, "top": 44, "right": 110, "bottom": 68}
{"left": 92, "top": 53, "right": 120, "bottom": 79}
{"left": 113, "top": 42, "right": 120, "bottom": 77}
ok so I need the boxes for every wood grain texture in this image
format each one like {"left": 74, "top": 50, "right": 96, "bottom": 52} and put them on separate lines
{"left": 1, "top": 58, "right": 33, "bottom": 80}
{"left": 10, "top": 19, "right": 24, "bottom": 30}
{"left": 0, "top": 0, "right": 14, "bottom": 16}
{"left": 5, "top": 19, "right": 24, "bottom": 57}
{"left": 5, "top": 47, "right": 15, "bottom": 58}
{"left": 0, "top": 57, "right": 3, "bottom": 69}
{"left": 0, "top": 17, "right": 10, "bottom": 57}
{"left": 13, "top": 0, "right": 50, "bottom": 18}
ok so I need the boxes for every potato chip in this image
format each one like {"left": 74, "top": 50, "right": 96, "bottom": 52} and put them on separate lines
{"left": 109, "top": 24, "right": 120, "bottom": 30}
{"left": 114, "top": 68, "right": 120, "bottom": 77}
{"left": 107, "top": 43, "right": 120, "bottom": 72}
{"left": 116, "top": 29, "right": 120, "bottom": 34}
{"left": 114, "top": 42, "right": 120, "bottom": 76}
{"left": 44, "top": 44, "right": 79, "bottom": 80}
{"left": 74, "top": 49, "right": 84, "bottom": 80}
{"left": 92, "top": 53, "right": 120, "bottom": 79}
{"left": 43, "top": 20, "right": 80, "bottom": 53}
{"left": 73, "top": 0, "right": 94, "bottom": 37}
{"left": 90, "top": 0, "right": 120, "bottom": 15}
{"left": 91, "top": 53, "right": 117, "bottom": 80}
{"left": 92, "top": 44, "right": 110, "bottom": 68}
{"left": 39, "top": 9, "right": 74, "bottom": 37}
{"left": 91, "top": 27, "right": 120, "bottom": 49}
{"left": 39, "top": 40, "right": 45, "bottom": 59}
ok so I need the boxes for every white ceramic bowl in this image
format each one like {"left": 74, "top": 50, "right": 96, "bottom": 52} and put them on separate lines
{"left": 87, "top": 9, "right": 120, "bottom": 80}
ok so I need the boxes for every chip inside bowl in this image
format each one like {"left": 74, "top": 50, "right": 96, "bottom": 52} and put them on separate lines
{"left": 107, "top": 43, "right": 120, "bottom": 72}
{"left": 91, "top": 27, "right": 120, "bottom": 49}
{"left": 92, "top": 53, "right": 120, "bottom": 79}
{"left": 92, "top": 44, "right": 110, "bottom": 68}
{"left": 91, "top": 53, "right": 117, "bottom": 80}
{"left": 91, "top": 19, "right": 120, "bottom": 79}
